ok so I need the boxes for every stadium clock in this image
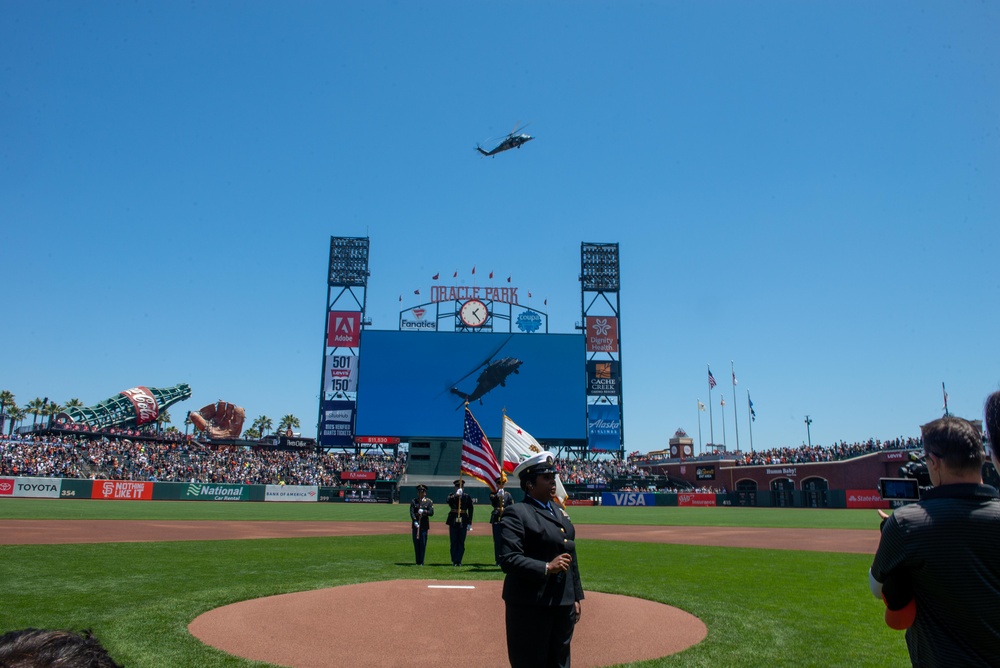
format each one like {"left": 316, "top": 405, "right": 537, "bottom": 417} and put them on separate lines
{"left": 459, "top": 299, "right": 488, "bottom": 327}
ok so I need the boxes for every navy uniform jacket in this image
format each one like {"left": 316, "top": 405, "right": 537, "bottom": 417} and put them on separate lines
{"left": 498, "top": 500, "right": 584, "bottom": 607}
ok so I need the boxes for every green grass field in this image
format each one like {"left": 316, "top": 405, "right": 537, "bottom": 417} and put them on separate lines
{"left": 0, "top": 500, "right": 905, "bottom": 667}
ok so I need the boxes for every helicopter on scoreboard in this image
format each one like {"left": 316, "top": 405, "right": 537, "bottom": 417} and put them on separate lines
{"left": 475, "top": 123, "right": 534, "bottom": 157}
{"left": 449, "top": 335, "right": 523, "bottom": 406}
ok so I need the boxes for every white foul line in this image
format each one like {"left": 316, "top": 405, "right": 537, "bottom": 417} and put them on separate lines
{"left": 427, "top": 585, "right": 476, "bottom": 589}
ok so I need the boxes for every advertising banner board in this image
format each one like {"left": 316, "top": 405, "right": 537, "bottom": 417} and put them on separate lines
{"left": 695, "top": 466, "right": 716, "bottom": 480}
{"left": 846, "top": 490, "right": 890, "bottom": 509}
{"left": 327, "top": 311, "right": 361, "bottom": 347}
{"left": 0, "top": 477, "right": 61, "bottom": 498}
{"left": 324, "top": 353, "right": 358, "bottom": 394}
{"left": 182, "top": 482, "right": 262, "bottom": 502}
{"left": 677, "top": 493, "right": 717, "bottom": 507}
{"left": 320, "top": 399, "right": 355, "bottom": 447}
{"left": 585, "top": 316, "right": 619, "bottom": 353}
{"left": 92, "top": 480, "right": 154, "bottom": 501}
{"left": 340, "top": 471, "right": 376, "bottom": 481}
{"left": 588, "top": 404, "right": 621, "bottom": 451}
{"left": 586, "top": 360, "right": 620, "bottom": 396}
{"left": 265, "top": 485, "right": 318, "bottom": 502}
{"left": 601, "top": 492, "right": 655, "bottom": 506}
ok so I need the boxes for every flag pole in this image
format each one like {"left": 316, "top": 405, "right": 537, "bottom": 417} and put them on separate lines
{"left": 720, "top": 396, "right": 726, "bottom": 451}
{"left": 731, "top": 361, "right": 740, "bottom": 452}
{"left": 697, "top": 400, "right": 703, "bottom": 456}
{"left": 500, "top": 407, "right": 508, "bottom": 484}
{"left": 707, "top": 364, "right": 715, "bottom": 449}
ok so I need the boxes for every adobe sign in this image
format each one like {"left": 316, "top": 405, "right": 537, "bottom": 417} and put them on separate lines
{"left": 327, "top": 311, "right": 361, "bottom": 347}
{"left": 585, "top": 316, "right": 619, "bottom": 353}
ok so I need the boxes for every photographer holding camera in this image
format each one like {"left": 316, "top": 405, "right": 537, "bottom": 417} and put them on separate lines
{"left": 869, "top": 410, "right": 1000, "bottom": 667}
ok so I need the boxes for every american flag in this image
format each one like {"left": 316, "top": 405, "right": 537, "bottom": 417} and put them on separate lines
{"left": 461, "top": 407, "right": 501, "bottom": 492}
{"left": 708, "top": 368, "right": 717, "bottom": 389}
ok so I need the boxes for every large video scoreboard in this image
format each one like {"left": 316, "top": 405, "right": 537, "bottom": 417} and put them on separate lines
{"left": 354, "top": 331, "right": 586, "bottom": 440}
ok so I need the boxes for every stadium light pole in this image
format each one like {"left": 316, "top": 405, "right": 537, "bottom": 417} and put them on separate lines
{"left": 804, "top": 415, "right": 813, "bottom": 448}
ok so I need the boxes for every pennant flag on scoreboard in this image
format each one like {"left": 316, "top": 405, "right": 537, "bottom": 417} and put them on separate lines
{"left": 461, "top": 406, "right": 501, "bottom": 493}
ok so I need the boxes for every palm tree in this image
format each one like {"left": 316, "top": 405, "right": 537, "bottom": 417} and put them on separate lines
{"left": 254, "top": 415, "right": 273, "bottom": 437}
{"left": 155, "top": 409, "right": 172, "bottom": 434}
{"left": 25, "top": 397, "right": 47, "bottom": 428}
{"left": 278, "top": 414, "right": 301, "bottom": 436}
{"left": 243, "top": 427, "right": 261, "bottom": 440}
{"left": 7, "top": 405, "right": 25, "bottom": 435}
{"left": 0, "top": 390, "right": 14, "bottom": 435}
{"left": 42, "top": 401, "right": 64, "bottom": 428}
{"left": 64, "top": 398, "right": 84, "bottom": 410}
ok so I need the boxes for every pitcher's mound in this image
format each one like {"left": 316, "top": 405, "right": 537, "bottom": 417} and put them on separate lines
{"left": 190, "top": 580, "right": 706, "bottom": 668}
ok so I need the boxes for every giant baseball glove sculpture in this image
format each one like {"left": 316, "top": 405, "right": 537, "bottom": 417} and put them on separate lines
{"left": 188, "top": 401, "right": 246, "bottom": 439}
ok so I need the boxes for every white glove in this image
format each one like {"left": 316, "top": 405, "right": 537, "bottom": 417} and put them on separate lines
{"left": 456, "top": 488, "right": 463, "bottom": 496}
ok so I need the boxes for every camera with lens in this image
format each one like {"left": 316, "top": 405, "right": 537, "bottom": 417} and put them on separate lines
{"left": 879, "top": 452, "right": 932, "bottom": 502}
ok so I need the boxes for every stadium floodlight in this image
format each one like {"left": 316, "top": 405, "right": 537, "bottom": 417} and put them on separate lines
{"left": 580, "top": 242, "right": 620, "bottom": 292}
{"left": 328, "top": 237, "right": 370, "bottom": 287}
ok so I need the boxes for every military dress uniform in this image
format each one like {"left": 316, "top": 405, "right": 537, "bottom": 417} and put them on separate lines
{"left": 499, "top": 453, "right": 584, "bottom": 668}
{"left": 489, "top": 478, "right": 514, "bottom": 565}
{"left": 446, "top": 480, "right": 475, "bottom": 566}
{"left": 409, "top": 485, "right": 434, "bottom": 565}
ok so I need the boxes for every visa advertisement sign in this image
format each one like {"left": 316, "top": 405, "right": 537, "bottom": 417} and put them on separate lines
{"left": 601, "top": 492, "right": 655, "bottom": 506}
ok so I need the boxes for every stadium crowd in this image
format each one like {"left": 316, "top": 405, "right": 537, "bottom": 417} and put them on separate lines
{"left": 731, "top": 437, "right": 922, "bottom": 466}
{"left": 0, "top": 434, "right": 406, "bottom": 486}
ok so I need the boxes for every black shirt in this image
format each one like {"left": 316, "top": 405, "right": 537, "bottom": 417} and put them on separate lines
{"left": 871, "top": 483, "right": 1000, "bottom": 667}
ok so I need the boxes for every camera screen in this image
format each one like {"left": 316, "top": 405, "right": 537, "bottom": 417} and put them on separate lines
{"left": 880, "top": 478, "right": 920, "bottom": 500}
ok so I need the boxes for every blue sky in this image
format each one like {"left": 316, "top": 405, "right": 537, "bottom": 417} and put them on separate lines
{"left": 2, "top": 1, "right": 997, "bottom": 453}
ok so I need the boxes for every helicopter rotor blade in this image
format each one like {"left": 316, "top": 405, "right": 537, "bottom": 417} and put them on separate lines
{"left": 445, "top": 334, "right": 514, "bottom": 388}
{"left": 510, "top": 122, "right": 531, "bottom": 136}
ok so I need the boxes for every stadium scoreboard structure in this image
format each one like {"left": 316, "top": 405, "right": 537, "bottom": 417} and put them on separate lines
{"left": 317, "top": 238, "right": 624, "bottom": 457}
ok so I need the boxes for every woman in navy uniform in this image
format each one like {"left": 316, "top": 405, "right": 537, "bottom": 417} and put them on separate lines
{"left": 498, "top": 452, "right": 584, "bottom": 668}
{"left": 409, "top": 484, "right": 434, "bottom": 565}
{"left": 446, "top": 479, "right": 474, "bottom": 566}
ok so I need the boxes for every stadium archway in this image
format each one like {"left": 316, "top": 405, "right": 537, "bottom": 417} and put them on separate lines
{"left": 801, "top": 476, "right": 829, "bottom": 508}
{"left": 770, "top": 477, "right": 795, "bottom": 507}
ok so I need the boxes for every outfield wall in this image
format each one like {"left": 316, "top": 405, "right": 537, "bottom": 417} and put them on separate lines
{"left": 2, "top": 476, "right": 893, "bottom": 509}
{"left": 0, "top": 477, "right": 397, "bottom": 503}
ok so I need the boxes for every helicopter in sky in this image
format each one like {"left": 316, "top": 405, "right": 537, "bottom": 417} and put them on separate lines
{"left": 475, "top": 123, "right": 534, "bottom": 157}
{"left": 450, "top": 336, "right": 523, "bottom": 405}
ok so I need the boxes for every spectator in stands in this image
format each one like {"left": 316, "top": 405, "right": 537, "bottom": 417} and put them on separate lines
{"left": 0, "top": 628, "right": 121, "bottom": 667}
{"left": 409, "top": 484, "right": 434, "bottom": 566}
{"left": 869, "top": 414, "right": 1000, "bottom": 665}
{"left": 445, "top": 479, "right": 474, "bottom": 566}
